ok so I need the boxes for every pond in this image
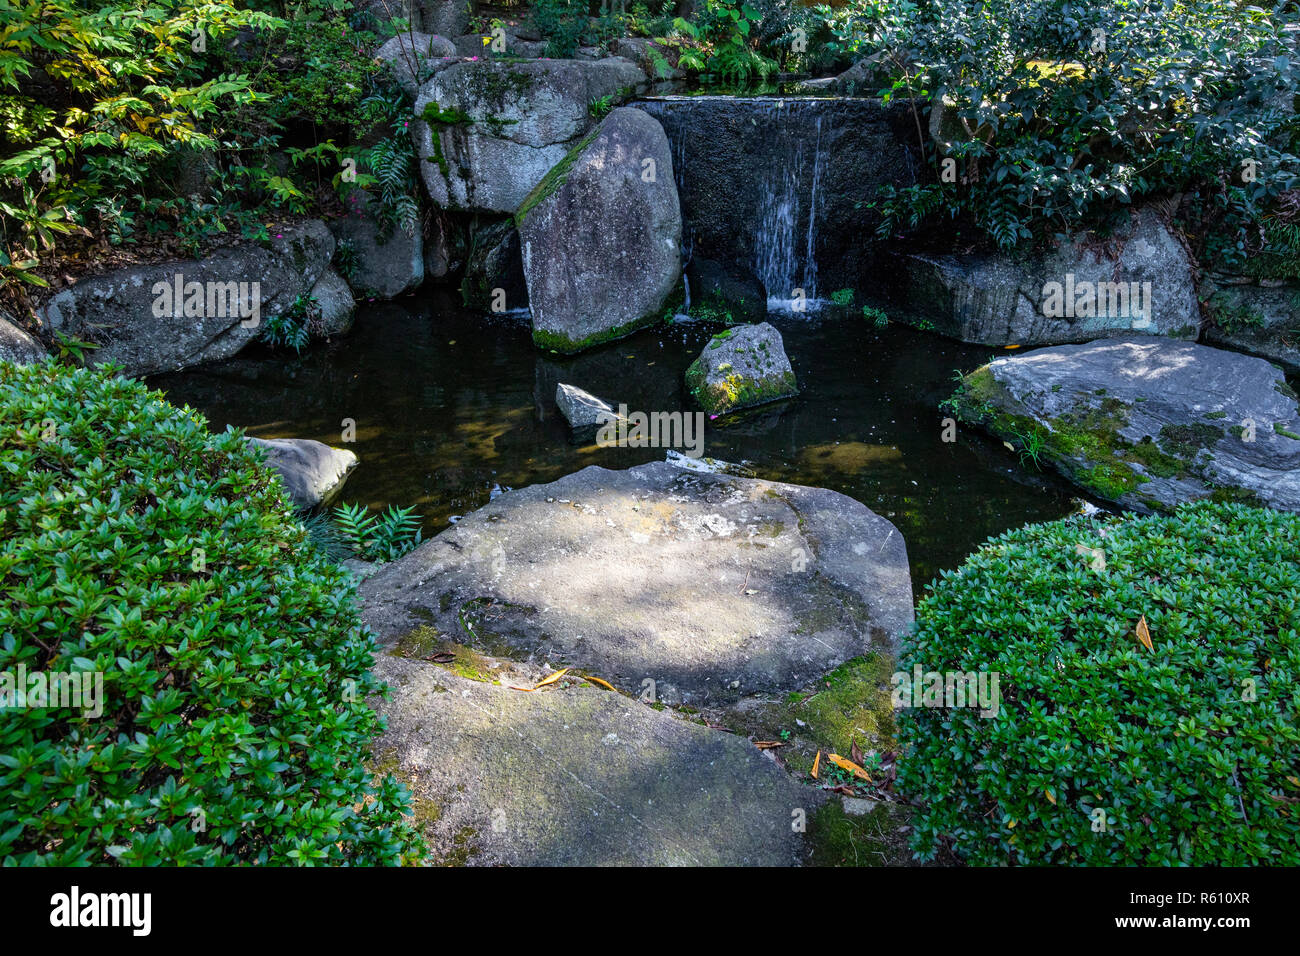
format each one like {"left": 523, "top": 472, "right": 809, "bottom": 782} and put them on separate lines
{"left": 152, "top": 290, "right": 1083, "bottom": 592}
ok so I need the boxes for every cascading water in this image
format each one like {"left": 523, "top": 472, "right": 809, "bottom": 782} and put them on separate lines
{"left": 637, "top": 96, "right": 840, "bottom": 316}
{"left": 754, "top": 108, "right": 824, "bottom": 310}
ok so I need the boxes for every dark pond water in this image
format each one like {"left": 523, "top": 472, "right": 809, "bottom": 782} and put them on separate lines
{"left": 152, "top": 291, "right": 1082, "bottom": 592}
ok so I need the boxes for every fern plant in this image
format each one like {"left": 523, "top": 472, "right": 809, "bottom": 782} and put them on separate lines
{"left": 332, "top": 502, "right": 423, "bottom": 562}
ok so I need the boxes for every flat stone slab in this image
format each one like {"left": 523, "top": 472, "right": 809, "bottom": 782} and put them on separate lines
{"left": 370, "top": 655, "right": 814, "bottom": 865}
{"left": 967, "top": 336, "right": 1300, "bottom": 511}
{"left": 361, "top": 461, "right": 913, "bottom": 705}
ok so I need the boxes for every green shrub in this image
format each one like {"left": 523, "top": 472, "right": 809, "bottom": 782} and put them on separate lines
{"left": 0, "top": 360, "right": 426, "bottom": 865}
{"left": 898, "top": 502, "right": 1300, "bottom": 865}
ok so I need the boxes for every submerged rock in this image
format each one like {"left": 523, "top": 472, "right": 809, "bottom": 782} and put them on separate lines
{"left": 949, "top": 336, "right": 1300, "bottom": 512}
{"left": 247, "top": 436, "right": 358, "bottom": 510}
{"left": 0, "top": 311, "right": 46, "bottom": 365}
{"left": 518, "top": 107, "right": 681, "bottom": 353}
{"left": 412, "top": 57, "right": 645, "bottom": 214}
{"left": 891, "top": 206, "right": 1200, "bottom": 346}
{"left": 39, "top": 220, "right": 334, "bottom": 376}
{"left": 361, "top": 461, "right": 912, "bottom": 705}
{"left": 370, "top": 655, "right": 814, "bottom": 865}
{"left": 685, "top": 322, "right": 798, "bottom": 416}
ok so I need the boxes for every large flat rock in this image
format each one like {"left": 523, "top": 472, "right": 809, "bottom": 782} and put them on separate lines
{"left": 370, "top": 655, "right": 814, "bottom": 865}
{"left": 362, "top": 461, "right": 913, "bottom": 705}
{"left": 954, "top": 336, "right": 1300, "bottom": 511}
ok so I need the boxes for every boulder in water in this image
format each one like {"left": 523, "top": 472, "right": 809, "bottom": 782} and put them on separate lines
{"left": 949, "top": 336, "right": 1300, "bottom": 512}
{"left": 247, "top": 436, "right": 358, "bottom": 510}
{"left": 517, "top": 107, "right": 681, "bottom": 353}
{"left": 361, "top": 460, "right": 912, "bottom": 705}
{"left": 685, "top": 322, "right": 798, "bottom": 417}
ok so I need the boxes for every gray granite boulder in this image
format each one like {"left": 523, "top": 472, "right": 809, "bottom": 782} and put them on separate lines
{"left": 247, "top": 436, "right": 358, "bottom": 510}
{"left": 375, "top": 31, "right": 458, "bottom": 99}
{"left": 518, "top": 107, "right": 681, "bottom": 352}
{"left": 308, "top": 268, "right": 356, "bottom": 337}
{"left": 0, "top": 311, "right": 47, "bottom": 365}
{"left": 1201, "top": 278, "right": 1300, "bottom": 374}
{"left": 39, "top": 220, "right": 334, "bottom": 376}
{"left": 369, "top": 654, "right": 815, "bottom": 865}
{"left": 685, "top": 322, "right": 798, "bottom": 416}
{"left": 329, "top": 193, "right": 424, "bottom": 299}
{"left": 949, "top": 336, "right": 1300, "bottom": 512}
{"left": 361, "top": 460, "right": 913, "bottom": 706}
{"left": 892, "top": 206, "right": 1201, "bottom": 346}
{"left": 555, "top": 382, "right": 618, "bottom": 439}
{"left": 412, "top": 58, "right": 645, "bottom": 214}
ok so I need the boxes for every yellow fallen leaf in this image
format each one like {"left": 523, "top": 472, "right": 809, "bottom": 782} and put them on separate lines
{"left": 1005, "top": 344, "right": 1021, "bottom": 349}
{"left": 1045, "top": 789, "right": 1056, "bottom": 805}
{"left": 582, "top": 675, "right": 616, "bottom": 691}
{"left": 811, "top": 750, "right": 820, "bottom": 779}
{"left": 753, "top": 740, "right": 785, "bottom": 749}
{"left": 534, "top": 667, "right": 570, "bottom": 689}
{"left": 827, "top": 753, "right": 871, "bottom": 781}
{"left": 1136, "top": 614, "right": 1153, "bottom": 651}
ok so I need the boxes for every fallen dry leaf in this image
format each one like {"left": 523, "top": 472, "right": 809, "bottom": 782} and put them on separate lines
{"left": 828, "top": 753, "right": 871, "bottom": 782}
{"left": 850, "top": 739, "right": 865, "bottom": 767}
{"left": 753, "top": 740, "right": 786, "bottom": 750}
{"left": 533, "top": 667, "right": 570, "bottom": 689}
{"left": 582, "top": 675, "right": 616, "bottom": 691}
{"left": 423, "top": 653, "right": 456, "bottom": 664}
{"left": 1136, "top": 614, "right": 1153, "bottom": 651}
{"left": 811, "top": 750, "right": 821, "bottom": 779}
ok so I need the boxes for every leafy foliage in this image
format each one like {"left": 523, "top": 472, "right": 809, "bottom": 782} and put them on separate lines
{"left": 332, "top": 502, "right": 423, "bottom": 563}
{"left": 850, "top": 0, "right": 1300, "bottom": 258}
{"left": 258, "top": 294, "right": 319, "bottom": 352}
{"left": 0, "top": 360, "right": 426, "bottom": 865}
{"left": 898, "top": 502, "right": 1300, "bottom": 865}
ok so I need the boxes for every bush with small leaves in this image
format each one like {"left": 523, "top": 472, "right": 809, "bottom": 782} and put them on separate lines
{"left": 0, "top": 360, "right": 426, "bottom": 865}
{"left": 898, "top": 502, "right": 1300, "bottom": 865}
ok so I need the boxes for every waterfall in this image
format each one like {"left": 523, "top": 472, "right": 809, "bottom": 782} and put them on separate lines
{"left": 634, "top": 95, "right": 891, "bottom": 317}
{"left": 754, "top": 107, "right": 825, "bottom": 310}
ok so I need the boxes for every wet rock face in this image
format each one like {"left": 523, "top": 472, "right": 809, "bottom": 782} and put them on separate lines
{"left": 412, "top": 58, "right": 645, "bottom": 214}
{"left": 686, "top": 322, "right": 798, "bottom": 416}
{"left": 889, "top": 206, "right": 1201, "bottom": 346}
{"left": 963, "top": 336, "right": 1300, "bottom": 512}
{"left": 634, "top": 97, "right": 919, "bottom": 296}
{"left": 361, "top": 460, "right": 914, "bottom": 706}
{"left": 39, "top": 220, "right": 335, "bottom": 376}
{"left": 369, "top": 655, "right": 815, "bottom": 866}
{"left": 517, "top": 107, "right": 681, "bottom": 353}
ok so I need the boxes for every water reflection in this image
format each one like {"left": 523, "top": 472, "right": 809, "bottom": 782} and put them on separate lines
{"left": 152, "top": 290, "right": 1080, "bottom": 591}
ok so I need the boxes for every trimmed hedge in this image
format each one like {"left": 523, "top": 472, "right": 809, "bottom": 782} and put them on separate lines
{"left": 0, "top": 360, "right": 425, "bottom": 865}
{"left": 898, "top": 502, "right": 1300, "bottom": 865}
